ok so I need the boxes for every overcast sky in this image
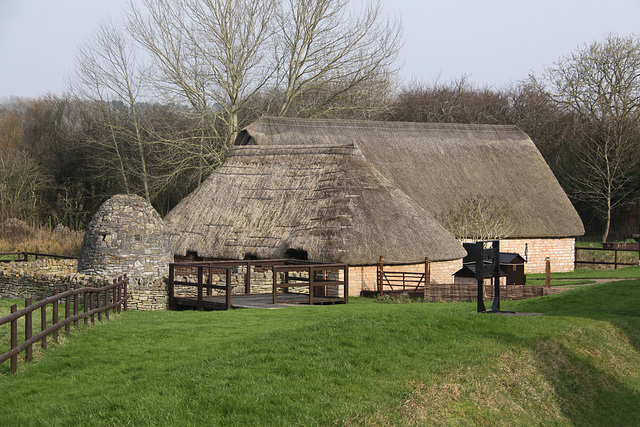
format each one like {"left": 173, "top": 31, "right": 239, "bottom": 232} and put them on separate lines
{"left": 1, "top": 0, "right": 639, "bottom": 100}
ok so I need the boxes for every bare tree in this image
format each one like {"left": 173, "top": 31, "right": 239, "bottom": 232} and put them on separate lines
{"left": 533, "top": 33, "right": 640, "bottom": 242}
{"left": 124, "top": 0, "right": 400, "bottom": 134}
{"left": 274, "top": 0, "right": 401, "bottom": 118}
{"left": 73, "top": 20, "right": 151, "bottom": 201}
{"left": 438, "top": 195, "right": 515, "bottom": 241}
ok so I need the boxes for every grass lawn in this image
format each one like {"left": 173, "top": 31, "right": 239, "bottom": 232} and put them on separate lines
{"left": 528, "top": 265, "right": 640, "bottom": 281}
{"left": 2, "top": 281, "right": 640, "bottom": 425}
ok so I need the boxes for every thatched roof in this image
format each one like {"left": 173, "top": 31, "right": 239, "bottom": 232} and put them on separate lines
{"left": 164, "top": 144, "right": 466, "bottom": 264}
{"left": 237, "top": 117, "right": 584, "bottom": 238}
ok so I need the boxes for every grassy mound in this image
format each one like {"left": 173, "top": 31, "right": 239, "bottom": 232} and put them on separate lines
{"left": 1, "top": 280, "right": 640, "bottom": 425}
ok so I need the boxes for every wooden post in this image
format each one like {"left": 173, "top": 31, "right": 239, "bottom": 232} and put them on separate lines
{"left": 10, "top": 304, "right": 17, "bottom": 374}
{"left": 615, "top": 249, "right": 619, "bottom": 270}
{"left": 53, "top": 289, "right": 59, "bottom": 342}
{"left": 424, "top": 257, "right": 430, "bottom": 300}
{"left": 245, "top": 261, "right": 252, "bottom": 295}
{"left": 111, "top": 283, "right": 117, "bottom": 314}
{"left": 309, "top": 267, "right": 314, "bottom": 306}
{"left": 123, "top": 276, "right": 128, "bottom": 311}
{"left": 65, "top": 285, "right": 71, "bottom": 333}
{"left": 90, "top": 290, "right": 95, "bottom": 325}
{"left": 168, "top": 264, "right": 175, "bottom": 310}
{"left": 25, "top": 298, "right": 32, "bottom": 362}
{"left": 41, "top": 292, "right": 47, "bottom": 349}
{"left": 272, "top": 266, "right": 278, "bottom": 304}
{"left": 84, "top": 288, "right": 89, "bottom": 325}
{"left": 197, "top": 266, "right": 203, "bottom": 311}
{"left": 378, "top": 256, "right": 384, "bottom": 297}
{"left": 207, "top": 265, "right": 213, "bottom": 297}
{"left": 74, "top": 284, "right": 79, "bottom": 327}
{"left": 545, "top": 257, "right": 551, "bottom": 289}
{"left": 226, "top": 267, "right": 232, "bottom": 310}
{"left": 105, "top": 282, "right": 111, "bottom": 320}
{"left": 344, "top": 264, "right": 349, "bottom": 304}
{"left": 97, "top": 286, "right": 102, "bottom": 322}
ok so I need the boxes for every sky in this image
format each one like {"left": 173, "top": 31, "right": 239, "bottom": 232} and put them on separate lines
{"left": 1, "top": 0, "right": 640, "bottom": 100}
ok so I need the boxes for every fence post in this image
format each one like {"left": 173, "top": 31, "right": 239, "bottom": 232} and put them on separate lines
{"left": 424, "top": 257, "right": 430, "bottom": 300}
{"left": 344, "top": 264, "right": 349, "bottom": 304}
{"left": 272, "top": 266, "right": 278, "bottom": 304}
{"left": 168, "top": 264, "right": 175, "bottom": 310}
{"left": 41, "top": 292, "right": 47, "bottom": 349}
{"left": 226, "top": 267, "right": 232, "bottom": 310}
{"left": 25, "top": 298, "right": 33, "bottom": 362}
{"left": 97, "top": 286, "right": 102, "bottom": 322}
{"left": 90, "top": 289, "right": 95, "bottom": 325}
{"left": 74, "top": 285, "right": 79, "bottom": 327}
{"left": 545, "top": 258, "right": 551, "bottom": 289}
{"left": 197, "top": 266, "right": 203, "bottom": 311}
{"left": 52, "top": 289, "right": 59, "bottom": 342}
{"left": 245, "top": 261, "right": 252, "bottom": 295}
{"left": 65, "top": 285, "right": 71, "bottom": 333}
{"left": 123, "top": 276, "right": 128, "bottom": 311}
{"left": 84, "top": 287, "right": 89, "bottom": 324}
{"left": 207, "top": 266, "right": 213, "bottom": 297}
{"left": 10, "top": 304, "right": 17, "bottom": 374}
{"left": 117, "top": 281, "right": 122, "bottom": 315}
{"left": 615, "top": 249, "right": 619, "bottom": 270}
{"left": 378, "top": 256, "right": 384, "bottom": 297}
{"left": 309, "top": 267, "right": 314, "bottom": 306}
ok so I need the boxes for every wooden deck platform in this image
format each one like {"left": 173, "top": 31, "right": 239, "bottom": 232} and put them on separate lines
{"left": 172, "top": 293, "right": 345, "bottom": 310}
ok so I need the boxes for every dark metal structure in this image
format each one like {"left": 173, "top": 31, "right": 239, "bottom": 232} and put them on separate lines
{"left": 464, "top": 240, "right": 514, "bottom": 313}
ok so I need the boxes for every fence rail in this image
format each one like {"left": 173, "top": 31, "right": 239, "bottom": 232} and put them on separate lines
{"left": 575, "top": 246, "right": 640, "bottom": 269}
{"left": 0, "top": 251, "right": 78, "bottom": 263}
{"left": 169, "top": 259, "right": 348, "bottom": 310}
{"left": 0, "top": 276, "right": 128, "bottom": 374}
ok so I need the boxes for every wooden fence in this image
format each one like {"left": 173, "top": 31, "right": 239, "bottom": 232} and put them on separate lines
{"left": 0, "top": 276, "right": 128, "bottom": 374}
{"left": 367, "top": 256, "right": 546, "bottom": 302}
{"left": 169, "top": 259, "right": 348, "bottom": 310}
{"left": 0, "top": 251, "right": 77, "bottom": 263}
{"left": 575, "top": 246, "right": 640, "bottom": 269}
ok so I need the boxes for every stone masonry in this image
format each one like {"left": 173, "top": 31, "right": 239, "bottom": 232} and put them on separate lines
{"left": 77, "top": 194, "right": 173, "bottom": 281}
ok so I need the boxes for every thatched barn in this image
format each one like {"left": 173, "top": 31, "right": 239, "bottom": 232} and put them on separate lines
{"left": 164, "top": 144, "right": 467, "bottom": 294}
{"left": 165, "top": 117, "right": 584, "bottom": 295}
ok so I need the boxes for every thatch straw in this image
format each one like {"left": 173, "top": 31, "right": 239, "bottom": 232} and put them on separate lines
{"left": 238, "top": 117, "right": 584, "bottom": 238}
{"left": 164, "top": 144, "right": 466, "bottom": 265}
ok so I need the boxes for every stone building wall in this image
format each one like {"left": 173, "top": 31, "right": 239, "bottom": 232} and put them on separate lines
{"left": 77, "top": 194, "right": 172, "bottom": 281}
{"left": 499, "top": 237, "right": 576, "bottom": 273}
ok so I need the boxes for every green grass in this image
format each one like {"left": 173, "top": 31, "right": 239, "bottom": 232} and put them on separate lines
{"left": 2, "top": 282, "right": 640, "bottom": 425}
{"left": 528, "top": 265, "right": 640, "bottom": 281}
{"left": 527, "top": 278, "right": 597, "bottom": 287}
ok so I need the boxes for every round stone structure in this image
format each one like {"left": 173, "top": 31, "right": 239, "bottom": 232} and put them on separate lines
{"left": 77, "top": 194, "right": 172, "bottom": 280}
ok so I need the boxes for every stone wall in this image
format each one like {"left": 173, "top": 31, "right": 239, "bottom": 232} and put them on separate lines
{"left": 77, "top": 194, "right": 172, "bottom": 282}
{"left": 0, "top": 259, "right": 168, "bottom": 311}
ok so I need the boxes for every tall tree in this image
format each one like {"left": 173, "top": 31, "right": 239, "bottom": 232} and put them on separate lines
{"left": 533, "top": 33, "right": 640, "bottom": 242}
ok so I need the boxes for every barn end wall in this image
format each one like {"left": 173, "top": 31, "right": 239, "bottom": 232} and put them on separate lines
{"left": 499, "top": 237, "right": 575, "bottom": 274}
{"left": 348, "top": 259, "right": 463, "bottom": 297}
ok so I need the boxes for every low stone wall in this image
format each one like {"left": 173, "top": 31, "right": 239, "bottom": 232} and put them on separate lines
{"left": 0, "top": 259, "right": 169, "bottom": 311}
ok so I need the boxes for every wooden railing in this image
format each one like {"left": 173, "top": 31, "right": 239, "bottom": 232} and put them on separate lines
{"left": 0, "top": 276, "right": 128, "bottom": 374}
{"left": 575, "top": 246, "right": 639, "bottom": 269}
{"left": 169, "top": 259, "right": 349, "bottom": 310}
{"left": 272, "top": 263, "right": 349, "bottom": 305}
{"left": 377, "top": 256, "right": 430, "bottom": 297}
{"left": 0, "top": 251, "right": 77, "bottom": 263}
